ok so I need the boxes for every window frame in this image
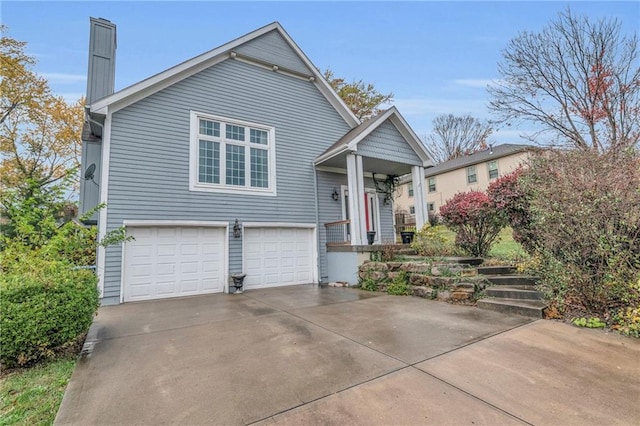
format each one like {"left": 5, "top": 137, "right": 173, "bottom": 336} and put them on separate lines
{"left": 427, "top": 202, "right": 435, "bottom": 212}
{"left": 466, "top": 165, "right": 477, "bottom": 184}
{"left": 427, "top": 176, "right": 436, "bottom": 192}
{"left": 487, "top": 160, "right": 499, "bottom": 180}
{"left": 189, "top": 111, "right": 276, "bottom": 196}
{"left": 409, "top": 205, "right": 416, "bottom": 214}
{"left": 408, "top": 182, "right": 414, "bottom": 197}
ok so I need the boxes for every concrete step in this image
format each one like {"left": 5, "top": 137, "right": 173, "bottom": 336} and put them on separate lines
{"left": 486, "top": 275, "right": 540, "bottom": 286}
{"left": 397, "top": 248, "right": 417, "bottom": 256}
{"left": 486, "top": 286, "right": 543, "bottom": 301}
{"left": 477, "top": 298, "right": 546, "bottom": 318}
{"left": 477, "top": 265, "right": 516, "bottom": 275}
{"left": 440, "top": 257, "right": 484, "bottom": 266}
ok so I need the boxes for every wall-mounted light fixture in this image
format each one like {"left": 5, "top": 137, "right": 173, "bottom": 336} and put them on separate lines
{"left": 233, "top": 219, "right": 242, "bottom": 238}
{"left": 331, "top": 188, "right": 340, "bottom": 201}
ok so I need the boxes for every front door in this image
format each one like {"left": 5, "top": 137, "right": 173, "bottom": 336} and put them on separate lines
{"left": 341, "top": 186, "right": 381, "bottom": 244}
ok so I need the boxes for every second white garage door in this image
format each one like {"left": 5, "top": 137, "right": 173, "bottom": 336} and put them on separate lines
{"left": 243, "top": 226, "right": 315, "bottom": 289}
{"left": 123, "top": 226, "right": 226, "bottom": 302}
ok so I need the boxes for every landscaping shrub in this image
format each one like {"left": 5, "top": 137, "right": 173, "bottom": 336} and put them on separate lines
{"left": 386, "top": 271, "right": 410, "bottom": 295}
{"left": 411, "top": 224, "right": 458, "bottom": 257}
{"left": 440, "top": 191, "right": 506, "bottom": 257}
{"left": 0, "top": 256, "right": 99, "bottom": 368}
{"left": 521, "top": 149, "right": 640, "bottom": 320}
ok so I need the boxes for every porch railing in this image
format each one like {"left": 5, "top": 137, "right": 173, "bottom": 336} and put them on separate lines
{"left": 324, "top": 220, "right": 350, "bottom": 246}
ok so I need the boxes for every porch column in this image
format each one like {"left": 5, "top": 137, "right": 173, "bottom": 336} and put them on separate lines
{"left": 346, "top": 153, "right": 366, "bottom": 245}
{"left": 412, "top": 165, "right": 428, "bottom": 230}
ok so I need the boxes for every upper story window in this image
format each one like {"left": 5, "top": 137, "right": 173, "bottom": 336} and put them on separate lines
{"left": 409, "top": 206, "right": 416, "bottom": 214}
{"left": 487, "top": 160, "right": 499, "bottom": 180}
{"left": 190, "top": 112, "right": 276, "bottom": 196}
{"left": 408, "top": 182, "right": 414, "bottom": 197}
{"left": 428, "top": 177, "right": 436, "bottom": 192}
{"left": 466, "top": 165, "right": 477, "bottom": 184}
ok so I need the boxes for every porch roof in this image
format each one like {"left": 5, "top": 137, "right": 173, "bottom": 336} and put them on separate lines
{"left": 314, "top": 107, "right": 433, "bottom": 176}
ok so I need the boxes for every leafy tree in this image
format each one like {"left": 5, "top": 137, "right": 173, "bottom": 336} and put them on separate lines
{"left": 323, "top": 68, "right": 393, "bottom": 120}
{"left": 424, "top": 114, "right": 493, "bottom": 163}
{"left": 0, "top": 26, "right": 85, "bottom": 192}
{"left": 488, "top": 8, "right": 640, "bottom": 152}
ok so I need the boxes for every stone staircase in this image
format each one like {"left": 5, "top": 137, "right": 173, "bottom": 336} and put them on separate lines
{"left": 476, "top": 266, "right": 546, "bottom": 318}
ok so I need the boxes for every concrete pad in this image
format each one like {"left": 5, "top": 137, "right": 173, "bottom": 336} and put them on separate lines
{"left": 292, "top": 295, "right": 532, "bottom": 363}
{"left": 244, "top": 284, "right": 379, "bottom": 311}
{"left": 56, "top": 312, "right": 404, "bottom": 425}
{"left": 260, "top": 368, "right": 526, "bottom": 425}
{"left": 417, "top": 320, "right": 640, "bottom": 425}
{"left": 95, "top": 293, "right": 279, "bottom": 339}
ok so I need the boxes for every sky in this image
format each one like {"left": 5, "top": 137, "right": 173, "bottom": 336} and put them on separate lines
{"left": 2, "top": 1, "right": 639, "bottom": 145}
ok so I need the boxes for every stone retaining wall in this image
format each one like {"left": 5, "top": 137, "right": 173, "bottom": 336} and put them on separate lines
{"left": 358, "top": 260, "right": 488, "bottom": 304}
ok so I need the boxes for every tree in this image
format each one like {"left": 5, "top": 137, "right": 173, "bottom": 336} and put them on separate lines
{"left": 488, "top": 8, "right": 640, "bottom": 152}
{"left": 423, "top": 114, "right": 492, "bottom": 163}
{"left": 323, "top": 68, "right": 393, "bottom": 120}
{"left": 0, "top": 26, "right": 85, "bottom": 193}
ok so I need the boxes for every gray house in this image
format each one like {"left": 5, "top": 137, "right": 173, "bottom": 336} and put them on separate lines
{"left": 80, "top": 18, "right": 432, "bottom": 305}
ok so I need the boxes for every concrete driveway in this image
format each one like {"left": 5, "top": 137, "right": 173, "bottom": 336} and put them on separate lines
{"left": 55, "top": 285, "right": 640, "bottom": 425}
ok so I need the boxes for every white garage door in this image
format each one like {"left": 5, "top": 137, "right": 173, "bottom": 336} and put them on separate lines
{"left": 123, "top": 226, "right": 226, "bottom": 302}
{"left": 243, "top": 227, "right": 315, "bottom": 289}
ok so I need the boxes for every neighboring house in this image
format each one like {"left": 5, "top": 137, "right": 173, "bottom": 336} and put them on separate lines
{"left": 79, "top": 18, "right": 432, "bottom": 304}
{"left": 395, "top": 144, "right": 532, "bottom": 223}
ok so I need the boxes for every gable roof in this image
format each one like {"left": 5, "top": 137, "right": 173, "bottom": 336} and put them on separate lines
{"left": 420, "top": 143, "right": 533, "bottom": 179}
{"left": 314, "top": 106, "right": 433, "bottom": 167}
{"left": 88, "top": 22, "right": 359, "bottom": 127}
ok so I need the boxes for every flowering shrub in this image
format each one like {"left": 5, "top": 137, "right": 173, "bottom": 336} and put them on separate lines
{"left": 440, "top": 191, "right": 506, "bottom": 257}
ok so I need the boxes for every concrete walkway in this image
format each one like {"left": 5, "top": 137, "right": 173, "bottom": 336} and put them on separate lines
{"left": 55, "top": 285, "right": 640, "bottom": 425}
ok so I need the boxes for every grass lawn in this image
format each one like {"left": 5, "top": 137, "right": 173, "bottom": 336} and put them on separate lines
{"left": 0, "top": 357, "right": 76, "bottom": 426}
{"left": 489, "top": 227, "right": 527, "bottom": 259}
{"left": 430, "top": 226, "right": 526, "bottom": 260}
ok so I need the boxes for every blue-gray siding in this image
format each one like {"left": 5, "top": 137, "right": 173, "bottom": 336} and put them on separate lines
{"left": 86, "top": 18, "right": 116, "bottom": 104}
{"left": 234, "top": 30, "right": 311, "bottom": 75}
{"left": 102, "top": 58, "right": 351, "bottom": 302}
{"left": 358, "top": 120, "right": 422, "bottom": 166}
{"left": 79, "top": 140, "right": 101, "bottom": 220}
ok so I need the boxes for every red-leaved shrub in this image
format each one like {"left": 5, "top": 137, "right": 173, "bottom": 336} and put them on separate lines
{"left": 440, "top": 191, "right": 506, "bottom": 257}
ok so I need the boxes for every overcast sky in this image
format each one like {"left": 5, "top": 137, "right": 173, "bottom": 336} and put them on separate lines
{"left": 3, "top": 1, "right": 639, "bottom": 144}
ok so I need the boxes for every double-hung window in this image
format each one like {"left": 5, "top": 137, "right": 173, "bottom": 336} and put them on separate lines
{"left": 466, "top": 165, "right": 477, "bottom": 184}
{"left": 190, "top": 112, "right": 275, "bottom": 195}
{"left": 408, "top": 182, "right": 414, "bottom": 197}
{"left": 428, "top": 177, "right": 436, "bottom": 192}
{"left": 487, "top": 161, "right": 499, "bottom": 180}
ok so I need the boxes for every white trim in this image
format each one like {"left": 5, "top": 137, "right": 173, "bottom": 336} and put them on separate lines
{"left": 122, "top": 220, "right": 230, "bottom": 227}
{"left": 355, "top": 154, "right": 367, "bottom": 246}
{"left": 241, "top": 223, "right": 319, "bottom": 284}
{"left": 96, "top": 111, "right": 111, "bottom": 298}
{"left": 90, "top": 22, "right": 359, "bottom": 128}
{"left": 242, "top": 222, "right": 316, "bottom": 229}
{"left": 346, "top": 154, "right": 362, "bottom": 245}
{"left": 120, "top": 221, "right": 230, "bottom": 301}
{"left": 412, "top": 165, "right": 427, "bottom": 229}
{"left": 189, "top": 111, "right": 277, "bottom": 196}
{"left": 314, "top": 165, "right": 390, "bottom": 180}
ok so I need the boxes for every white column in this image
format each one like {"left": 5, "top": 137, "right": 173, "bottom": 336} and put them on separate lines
{"left": 412, "top": 165, "right": 427, "bottom": 230}
{"left": 346, "top": 153, "right": 362, "bottom": 245}
{"left": 355, "top": 155, "right": 367, "bottom": 244}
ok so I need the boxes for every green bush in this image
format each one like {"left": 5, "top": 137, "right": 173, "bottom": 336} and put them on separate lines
{"left": 411, "top": 225, "right": 459, "bottom": 257}
{"left": 0, "top": 257, "right": 99, "bottom": 368}
{"left": 387, "top": 272, "right": 410, "bottom": 295}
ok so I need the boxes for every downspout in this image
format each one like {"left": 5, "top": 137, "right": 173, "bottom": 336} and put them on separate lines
{"left": 312, "top": 163, "right": 322, "bottom": 285}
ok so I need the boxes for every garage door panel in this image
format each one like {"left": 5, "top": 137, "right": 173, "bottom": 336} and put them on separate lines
{"left": 123, "top": 226, "right": 226, "bottom": 302}
{"left": 243, "top": 227, "right": 315, "bottom": 289}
